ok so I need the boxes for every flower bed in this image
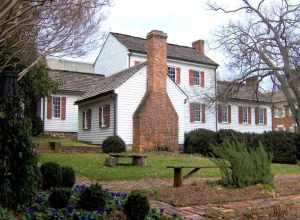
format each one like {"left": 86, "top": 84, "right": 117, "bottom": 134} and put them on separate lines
{"left": 24, "top": 184, "right": 181, "bottom": 220}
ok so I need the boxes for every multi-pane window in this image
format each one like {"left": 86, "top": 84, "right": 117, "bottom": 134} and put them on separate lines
{"left": 193, "top": 71, "right": 200, "bottom": 85}
{"left": 83, "top": 111, "right": 88, "bottom": 130}
{"left": 194, "top": 104, "right": 201, "bottom": 121}
{"left": 258, "top": 108, "right": 265, "bottom": 124}
{"left": 222, "top": 106, "right": 229, "bottom": 123}
{"left": 168, "top": 67, "right": 176, "bottom": 82}
{"left": 99, "top": 105, "right": 110, "bottom": 128}
{"left": 242, "top": 107, "right": 249, "bottom": 124}
{"left": 52, "top": 97, "right": 61, "bottom": 118}
{"left": 275, "top": 107, "right": 283, "bottom": 118}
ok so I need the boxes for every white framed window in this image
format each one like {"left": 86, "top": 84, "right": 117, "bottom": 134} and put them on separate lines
{"left": 99, "top": 105, "right": 110, "bottom": 128}
{"left": 258, "top": 108, "right": 265, "bottom": 125}
{"left": 82, "top": 110, "right": 88, "bottom": 130}
{"left": 193, "top": 71, "right": 200, "bottom": 85}
{"left": 194, "top": 104, "right": 202, "bottom": 122}
{"left": 275, "top": 107, "right": 283, "bottom": 118}
{"left": 242, "top": 107, "right": 249, "bottom": 124}
{"left": 52, "top": 96, "right": 61, "bottom": 118}
{"left": 222, "top": 106, "right": 229, "bottom": 123}
{"left": 168, "top": 66, "right": 176, "bottom": 82}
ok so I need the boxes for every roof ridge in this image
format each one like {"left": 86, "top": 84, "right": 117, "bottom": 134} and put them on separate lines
{"left": 111, "top": 32, "right": 195, "bottom": 50}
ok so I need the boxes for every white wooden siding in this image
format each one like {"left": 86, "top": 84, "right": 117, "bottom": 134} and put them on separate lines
{"left": 166, "top": 78, "right": 187, "bottom": 144}
{"left": 94, "top": 34, "right": 129, "bottom": 76}
{"left": 44, "top": 94, "right": 79, "bottom": 132}
{"left": 115, "top": 67, "right": 147, "bottom": 146}
{"left": 78, "top": 97, "right": 115, "bottom": 144}
{"left": 218, "top": 102, "right": 272, "bottom": 133}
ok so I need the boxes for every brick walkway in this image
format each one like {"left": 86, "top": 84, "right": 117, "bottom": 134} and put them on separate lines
{"left": 152, "top": 194, "right": 300, "bottom": 219}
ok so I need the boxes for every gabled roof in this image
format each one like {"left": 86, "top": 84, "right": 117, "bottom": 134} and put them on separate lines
{"left": 217, "top": 81, "right": 272, "bottom": 103}
{"left": 76, "top": 62, "right": 147, "bottom": 103}
{"left": 111, "top": 32, "right": 218, "bottom": 67}
{"left": 48, "top": 69, "right": 104, "bottom": 94}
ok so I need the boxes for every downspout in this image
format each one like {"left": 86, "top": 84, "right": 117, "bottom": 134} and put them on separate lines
{"left": 42, "top": 97, "right": 45, "bottom": 132}
{"left": 112, "top": 93, "right": 118, "bottom": 136}
{"left": 128, "top": 52, "right": 132, "bottom": 68}
{"left": 215, "top": 69, "right": 218, "bottom": 132}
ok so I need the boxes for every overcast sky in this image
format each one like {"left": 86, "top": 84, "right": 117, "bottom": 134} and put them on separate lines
{"left": 68, "top": 0, "right": 248, "bottom": 79}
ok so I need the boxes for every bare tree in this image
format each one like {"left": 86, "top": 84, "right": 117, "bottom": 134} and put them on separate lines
{"left": 0, "top": 0, "right": 111, "bottom": 79}
{"left": 208, "top": 0, "right": 300, "bottom": 132}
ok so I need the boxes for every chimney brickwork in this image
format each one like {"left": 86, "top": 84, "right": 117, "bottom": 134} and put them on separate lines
{"left": 133, "top": 30, "right": 179, "bottom": 152}
{"left": 192, "top": 39, "right": 205, "bottom": 56}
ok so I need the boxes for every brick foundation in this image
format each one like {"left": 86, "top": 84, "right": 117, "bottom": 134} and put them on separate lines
{"left": 133, "top": 30, "right": 179, "bottom": 152}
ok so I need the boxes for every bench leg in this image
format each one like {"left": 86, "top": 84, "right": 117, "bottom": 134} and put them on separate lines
{"left": 104, "top": 156, "right": 118, "bottom": 167}
{"left": 174, "top": 168, "right": 182, "bottom": 187}
{"left": 133, "top": 157, "right": 146, "bottom": 166}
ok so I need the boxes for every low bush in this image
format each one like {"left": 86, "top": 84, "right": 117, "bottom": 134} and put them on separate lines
{"left": 124, "top": 191, "right": 150, "bottom": 220}
{"left": 102, "top": 136, "right": 126, "bottom": 153}
{"left": 0, "top": 207, "right": 17, "bottom": 220}
{"left": 260, "top": 131, "right": 297, "bottom": 164}
{"left": 48, "top": 188, "right": 71, "bottom": 209}
{"left": 184, "top": 129, "right": 217, "bottom": 155}
{"left": 77, "top": 184, "right": 113, "bottom": 211}
{"left": 40, "top": 162, "right": 62, "bottom": 190}
{"left": 212, "top": 139, "right": 273, "bottom": 187}
{"left": 184, "top": 129, "right": 298, "bottom": 164}
{"left": 61, "top": 166, "right": 75, "bottom": 188}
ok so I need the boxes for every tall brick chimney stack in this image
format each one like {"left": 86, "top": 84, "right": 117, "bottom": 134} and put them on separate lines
{"left": 192, "top": 39, "right": 205, "bottom": 56}
{"left": 133, "top": 30, "right": 178, "bottom": 152}
{"left": 147, "top": 30, "right": 168, "bottom": 93}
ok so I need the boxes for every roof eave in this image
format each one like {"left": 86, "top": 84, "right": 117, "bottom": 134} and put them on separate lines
{"left": 75, "top": 90, "right": 115, "bottom": 105}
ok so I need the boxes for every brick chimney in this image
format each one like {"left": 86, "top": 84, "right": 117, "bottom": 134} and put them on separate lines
{"left": 192, "top": 39, "right": 205, "bottom": 56}
{"left": 133, "top": 30, "right": 179, "bottom": 152}
{"left": 245, "top": 76, "right": 258, "bottom": 89}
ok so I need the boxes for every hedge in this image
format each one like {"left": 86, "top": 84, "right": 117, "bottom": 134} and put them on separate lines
{"left": 184, "top": 129, "right": 299, "bottom": 164}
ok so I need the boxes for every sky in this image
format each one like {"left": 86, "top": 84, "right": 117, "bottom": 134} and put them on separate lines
{"left": 67, "top": 0, "right": 247, "bottom": 79}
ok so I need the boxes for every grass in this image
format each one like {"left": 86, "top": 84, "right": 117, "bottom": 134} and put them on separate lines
{"left": 33, "top": 136, "right": 98, "bottom": 148}
{"left": 39, "top": 152, "right": 300, "bottom": 181}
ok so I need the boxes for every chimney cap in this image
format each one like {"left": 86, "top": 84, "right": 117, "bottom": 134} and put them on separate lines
{"left": 147, "top": 30, "right": 167, "bottom": 39}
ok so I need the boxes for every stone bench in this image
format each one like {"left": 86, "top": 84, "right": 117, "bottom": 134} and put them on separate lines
{"left": 105, "top": 153, "right": 147, "bottom": 167}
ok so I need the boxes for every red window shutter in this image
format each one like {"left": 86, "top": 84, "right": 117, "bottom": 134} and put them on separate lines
{"left": 200, "top": 71, "right": 205, "bottom": 87}
{"left": 134, "top": 61, "right": 141, "bottom": 65}
{"left": 87, "top": 109, "right": 92, "bottom": 130}
{"left": 82, "top": 111, "right": 86, "bottom": 129}
{"left": 104, "top": 105, "right": 110, "bottom": 127}
{"left": 189, "top": 70, "right": 194, "bottom": 85}
{"left": 238, "top": 106, "right": 243, "bottom": 124}
{"left": 61, "top": 97, "right": 66, "bottom": 120}
{"left": 202, "top": 104, "right": 206, "bottom": 123}
{"left": 228, "top": 105, "right": 231, "bottom": 123}
{"left": 264, "top": 108, "right": 267, "bottom": 125}
{"left": 218, "top": 104, "right": 222, "bottom": 123}
{"left": 255, "top": 107, "right": 259, "bottom": 125}
{"left": 47, "top": 96, "right": 52, "bottom": 119}
{"left": 176, "top": 67, "right": 181, "bottom": 84}
{"left": 248, "top": 107, "right": 251, "bottom": 124}
{"left": 99, "top": 107, "right": 103, "bottom": 128}
{"left": 190, "top": 103, "right": 195, "bottom": 122}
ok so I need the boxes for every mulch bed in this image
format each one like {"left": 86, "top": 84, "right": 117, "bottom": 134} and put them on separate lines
{"left": 77, "top": 174, "right": 300, "bottom": 208}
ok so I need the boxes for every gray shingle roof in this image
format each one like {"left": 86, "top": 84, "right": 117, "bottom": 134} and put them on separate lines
{"left": 48, "top": 70, "right": 105, "bottom": 93}
{"left": 217, "top": 81, "right": 272, "bottom": 103}
{"left": 76, "top": 62, "right": 147, "bottom": 102}
{"left": 111, "top": 32, "right": 218, "bottom": 67}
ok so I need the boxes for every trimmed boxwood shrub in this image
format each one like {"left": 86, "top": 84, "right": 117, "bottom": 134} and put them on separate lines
{"left": 77, "top": 184, "right": 112, "bottom": 211}
{"left": 102, "top": 136, "right": 126, "bottom": 153}
{"left": 184, "top": 128, "right": 217, "bottom": 155}
{"left": 48, "top": 188, "right": 71, "bottom": 209}
{"left": 184, "top": 129, "right": 298, "bottom": 164}
{"left": 61, "top": 166, "right": 75, "bottom": 188}
{"left": 124, "top": 192, "right": 150, "bottom": 220}
{"left": 260, "top": 131, "right": 297, "bottom": 164}
{"left": 40, "top": 162, "right": 62, "bottom": 190}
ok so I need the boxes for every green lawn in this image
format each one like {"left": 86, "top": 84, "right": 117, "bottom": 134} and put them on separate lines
{"left": 39, "top": 152, "right": 300, "bottom": 181}
{"left": 33, "top": 136, "right": 98, "bottom": 148}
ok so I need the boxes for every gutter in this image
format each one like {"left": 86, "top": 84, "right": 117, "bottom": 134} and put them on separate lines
{"left": 112, "top": 93, "right": 118, "bottom": 136}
